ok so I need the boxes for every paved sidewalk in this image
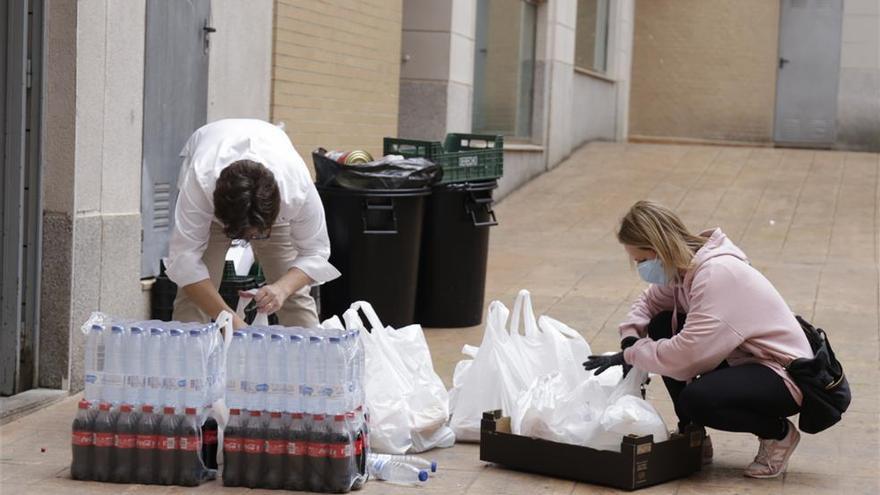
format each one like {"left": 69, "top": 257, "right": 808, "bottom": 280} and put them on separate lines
{"left": 2, "top": 143, "right": 878, "bottom": 494}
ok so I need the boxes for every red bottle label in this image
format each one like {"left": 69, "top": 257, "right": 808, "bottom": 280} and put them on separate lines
{"left": 115, "top": 433, "right": 136, "bottom": 449}
{"left": 157, "top": 436, "right": 177, "bottom": 451}
{"left": 266, "top": 439, "right": 286, "bottom": 455}
{"left": 71, "top": 430, "right": 93, "bottom": 447}
{"left": 287, "top": 440, "right": 307, "bottom": 456}
{"left": 328, "top": 442, "right": 353, "bottom": 459}
{"left": 179, "top": 435, "right": 201, "bottom": 451}
{"left": 243, "top": 438, "right": 264, "bottom": 454}
{"left": 94, "top": 432, "right": 115, "bottom": 448}
{"left": 307, "top": 442, "right": 328, "bottom": 458}
{"left": 203, "top": 429, "right": 218, "bottom": 444}
{"left": 355, "top": 436, "right": 364, "bottom": 455}
{"left": 224, "top": 436, "right": 242, "bottom": 453}
{"left": 136, "top": 434, "right": 158, "bottom": 450}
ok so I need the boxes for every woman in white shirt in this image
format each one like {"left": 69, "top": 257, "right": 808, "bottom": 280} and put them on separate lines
{"left": 165, "top": 119, "right": 340, "bottom": 329}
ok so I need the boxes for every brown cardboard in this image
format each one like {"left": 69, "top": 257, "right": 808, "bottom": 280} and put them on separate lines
{"left": 479, "top": 410, "right": 705, "bottom": 491}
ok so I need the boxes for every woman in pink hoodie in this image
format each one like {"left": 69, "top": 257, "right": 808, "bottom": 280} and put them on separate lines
{"left": 583, "top": 201, "right": 813, "bottom": 479}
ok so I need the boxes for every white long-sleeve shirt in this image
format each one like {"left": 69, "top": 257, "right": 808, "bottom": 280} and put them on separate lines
{"left": 164, "top": 119, "right": 341, "bottom": 288}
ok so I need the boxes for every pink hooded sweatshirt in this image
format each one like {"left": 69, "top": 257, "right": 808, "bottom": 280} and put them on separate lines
{"left": 620, "top": 228, "right": 813, "bottom": 405}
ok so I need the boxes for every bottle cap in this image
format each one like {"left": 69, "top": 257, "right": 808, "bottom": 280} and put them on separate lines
{"left": 334, "top": 414, "right": 345, "bottom": 422}
{"left": 142, "top": 404, "right": 154, "bottom": 413}
{"left": 313, "top": 414, "right": 325, "bottom": 421}
{"left": 251, "top": 332, "right": 265, "bottom": 340}
{"left": 250, "top": 410, "right": 262, "bottom": 417}
{"left": 271, "top": 333, "right": 284, "bottom": 341}
{"left": 232, "top": 331, "right": 245, "bottom": 338}
{"left": 90, "top": 324, "right": 104, "bottom": 332}
{"left": 329, "top": 336, "right": 340, "bottom": 343}
{"left": 229, "top": 408, "right": 241, "bottom": 415}
{"left": 99, "top": 402, "right": 111, "bottom": 411}
{"left": 189, "top": 330, "right": 201, "bottom": 337}
{"left": 150, "top": 327, "right": 164, "bottom": 335}
{"left": 271, "top": 411, "right": 282, "bottom": 418}
{"left": 431, "top": 461, "right": 438, "bottom": 473}
{"left": 78, "top": 399, "right": 90, "bottom": 409}
{"left": 111, "top": 325, "right": 125, "bottom": 333}
{"left": 418, "top": 470, "right": 428, "bottom": 482}
{"left": 120, "top": 404, "right": 133, "bottom": 413}
{"left": 169, "top": 329, "right": 183, "bottom": 336}
{"left": 291, "top": 412, "right": 304, "bottom": 419}
{"left": 164, "top": 406, "right": 175, "bottom": 415}
{"left": 130, "top": 326, "right": 144, "bottom": 334}
{"left": 309, "top": 336, "right": 322, "bottom": 343}
{"left": 185, "top": 407, "right": 197, "bottom": 415}
{"left": 290, "top": 334, "right": 303, "bottom": 342}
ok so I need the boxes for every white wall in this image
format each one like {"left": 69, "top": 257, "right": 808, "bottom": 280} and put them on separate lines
{"left": 572, "top": 74, "right": 617, "bottom": 145}
{"left": 836, "top": 0, "right": 880, "bottom": 150}
{"left": 207, "top": 0, "right": 274, "bottom": 122}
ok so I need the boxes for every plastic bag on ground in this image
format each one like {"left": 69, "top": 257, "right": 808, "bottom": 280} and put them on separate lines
{"left": 313, "top": 149, "right": 443, "bottom": 189}
{"left": 345, "top": 301, "right": 453, "bottom": 454}
{"left": 448, "top": 290, "right": 593, "bottom": 442}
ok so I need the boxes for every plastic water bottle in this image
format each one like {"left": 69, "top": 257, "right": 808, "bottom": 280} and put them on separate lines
{"left": 366, "top": 452, "right": 428, "bottom": 484}
{"left": 286, "top": 334, "right": 305, "bottom": 413}
{"left": 184, "top": 329, "right": 205, "bottom": 408}
{"left": 324, "top": 336, "right": 346, "bottom": 414}
{"left": 226, "top": 331, "right": 248, "bottom": 410}
{"left": 304, "top": 336, "right": 325, "bottom": 414}
{"left": 353, "top": 329, "right": 365, "bottom": 408}
{"left": 266, "top": 334, "right": 287, "bottom": 413}
{"left": 144, "top": 327, "right": 165, "bottom": 407}
{"left": 247, "top": 332, "right": 268, "bottom": 412}
{"left": 165, "top": 329, "right": 186, "bottom": 409}
{"left": 84, "top": 324, "right": 105, "bottom": 404}
{"left": 206, "top": 323, "right": 222, "bottom": 404}
{"left": 103, "top": 325, "right": 126, "bottom": 405}
{"left": 125, "top": 325, "right": 146, "bottom": 406}
{"left": 369, "top": 453, "right": 437, "bottom": 473}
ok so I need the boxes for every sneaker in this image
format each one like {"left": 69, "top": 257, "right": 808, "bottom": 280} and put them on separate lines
{"left": 702, "top": 436, "right": 713, "bottom": 466}
{"left": 744, "top": 420, "right": 800, "bottom": 479}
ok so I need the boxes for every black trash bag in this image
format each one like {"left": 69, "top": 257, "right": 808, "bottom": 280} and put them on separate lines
{"left": 313, "top": 148, "right": 443, "bottom": 189}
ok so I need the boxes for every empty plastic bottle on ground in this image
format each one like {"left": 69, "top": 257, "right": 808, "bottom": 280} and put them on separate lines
{"left": 222, "top": 408, "right": 244, "bottom": 487}
{"left": 370, "top": 452, "right": 437, "bottom": 474}
{"left": 70, "top": 399, "right": 93, "bottom": 481}
{"left": 84, "top": 324, "right": 104, "bottom": 404}
{"left": 367, "top": 452, "right": 428, "bottom": 484}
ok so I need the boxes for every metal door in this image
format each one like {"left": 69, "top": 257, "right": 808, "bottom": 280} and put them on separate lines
{"left": 774, "top": 0, "right": 843, "bottom": 146}
{"left": 141, "top": 0, "right": 210, "bottom": 277}
{"left": 1, "top": 0, "right": 43, "bottom": 396}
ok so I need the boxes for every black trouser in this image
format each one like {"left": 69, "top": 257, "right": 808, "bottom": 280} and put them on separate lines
{"left": 647, "top": 312, "right": 800, "bottom": 440}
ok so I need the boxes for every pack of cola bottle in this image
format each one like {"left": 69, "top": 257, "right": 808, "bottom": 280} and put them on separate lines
{"left": 71, "top": 317, "right": 223, "bottom": 486}
{"left": 223, "top": 325, "right": 368, "bottom": 492}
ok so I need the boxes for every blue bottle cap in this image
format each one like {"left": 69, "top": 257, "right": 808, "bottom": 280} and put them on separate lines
{"left": 252, "top": 332, "right": 265, "bottom": 340}
{"left": 169, "top": 329, "right": 183, "bottom": 336}
{"left": 431, "top": 461, "right": 438, "bottom": 472}
{"left": 290, "top": 334, "right": 304, "bottom": 342}
{"left": 271, "top": 333, "right": 284, "bottom": 341}
{"left": 111, "top": 325, "right": 125, "bottom": 333}
{"left": 91, "top": 324, "right": 104, "bottom": 332}
{"left": 130, "top": 326, "right": 144, "bottom": 334}
{"left": 232, "top": 331, "right": 246, "bottom": 338}
{"left": 189, "top": 329, "right": 201, "bottom": 336}
{"left": 150, "top": 327, "right": 164, "bottom": 335}
{"left": 309, "top": 336, "right": 322, "bottom": 343}
{"left": 418, "top": 470, "right": 428, "bottom": 482}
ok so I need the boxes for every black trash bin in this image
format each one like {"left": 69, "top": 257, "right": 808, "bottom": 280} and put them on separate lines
{"left": 318, "top": 186, "right": 430, "bottom": 327}
{"left": 416, "top": 180, "right": 498, "bottom": 327}
{"left": 151, "top": 260, "right": 178, "bottom": 321}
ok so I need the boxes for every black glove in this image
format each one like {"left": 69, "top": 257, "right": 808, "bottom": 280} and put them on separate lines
{"left": 620, "top": 337, "right": 639, "bottom": 376}
{"left": 582, "top": 352, "right": 626, "bottom": 375}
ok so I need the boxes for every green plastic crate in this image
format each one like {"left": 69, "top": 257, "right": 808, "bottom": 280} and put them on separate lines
{"left": 383, "top": 133, "right": 503, "bottom": 184}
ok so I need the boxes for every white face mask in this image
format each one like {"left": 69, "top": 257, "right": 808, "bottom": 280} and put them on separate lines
{"left": 637, "top": 258, "right": 669, "bottom": 285}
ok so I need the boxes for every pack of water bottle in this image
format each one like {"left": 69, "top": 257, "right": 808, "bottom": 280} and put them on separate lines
{"left": 71, "top": 315, "right": 223, "bottom": 486}
{"left": 223, "top": 325, "right": 370, "bottom": 492}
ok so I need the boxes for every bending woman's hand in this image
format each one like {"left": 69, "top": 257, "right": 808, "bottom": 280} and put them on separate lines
{"left": 582, "top": 352, "right": 626, "bottom": 375}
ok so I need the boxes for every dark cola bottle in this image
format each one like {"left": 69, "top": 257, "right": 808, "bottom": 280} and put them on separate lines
{"left": 242, "top": 410, "right": 266, "bottom": 489}
{"left": 112, "top": 404, "right": 136, "bottom": 483}
{"left": 156, "top": 406, "right": 179, "bottom": 485}
{"left": 178, "top": 407, "right": 204, "bottom": 487}
{"left": 222, "top": 408, "right": 244, "bottom": 487}
{"left": 326, "top": 414, "right": 355, "bottom": 493}
{"left": 264, "top": 411, "right": 286, "bottom": 489}
{"left": 92, "top": 402, "right": 115, "bottom": 482}
{"left": 307, "top": 413, "right": 330, "bottom": 492}
{"left": 201, "top": 416, "right": 219, "bottom": 469}
{"left": 284, "top": 412, "right": 307, "bottom": 491}
{"left": 348, "top": 411, "right": 366, "bottom": 490}
{"left": 135, "top": 404, "right": 159, "bottom": 484}
{"left": 70, "top": 399, "right": 94, "bottom": 480}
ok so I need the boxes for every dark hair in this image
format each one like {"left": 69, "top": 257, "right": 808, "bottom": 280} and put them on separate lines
{"left": 213, "top": 160, "right": 281, "bottom": 239}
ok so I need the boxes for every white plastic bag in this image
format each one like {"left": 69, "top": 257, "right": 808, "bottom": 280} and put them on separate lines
{"left": 345, "top": 301, "right": 453, "bottom": 454}
{"left": 448, "top": 290, "right": 593, "bottom": 442}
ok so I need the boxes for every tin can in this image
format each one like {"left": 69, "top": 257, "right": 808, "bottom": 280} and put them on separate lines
{"left": 342, "top": 150, "right": 373, "bottom": 165}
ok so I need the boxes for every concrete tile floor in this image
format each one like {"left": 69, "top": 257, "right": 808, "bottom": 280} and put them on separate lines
{"left": 2, "top": 143, "right": 879, "bottom": 494}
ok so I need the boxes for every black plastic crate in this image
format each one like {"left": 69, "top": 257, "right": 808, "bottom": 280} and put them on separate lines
{"left": 480, "top": 410, "right": 706, "bottom": 491}
{"left": 383, "top": 133, "right": 503, "bottom": 184}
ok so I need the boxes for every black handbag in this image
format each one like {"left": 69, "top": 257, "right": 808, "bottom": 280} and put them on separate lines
{"left": 786, "top": 316, "right": 852, "bottom": 433}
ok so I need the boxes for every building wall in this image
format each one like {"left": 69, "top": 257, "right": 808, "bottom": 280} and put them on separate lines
{"left": 572, "top": 74, "right": 616, "bottom": 145}
{"left": 836, "top": 0, "right": 880, "bottom": 151}
{"left": 207, "top": 0, "right": 274, "bottom": 122}
{"left": 398, "top": 0, "right": 475, "bottom": 141}
{"left": 629, "top": 0, "right": 780, "bottom": 144}
{"left": 271, "top": 0, "right": 403, "bottom": 169}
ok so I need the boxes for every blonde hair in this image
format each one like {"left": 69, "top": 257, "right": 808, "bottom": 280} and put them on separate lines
{"left": 617, "top": 201, "right": 708, "bottom": 282}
